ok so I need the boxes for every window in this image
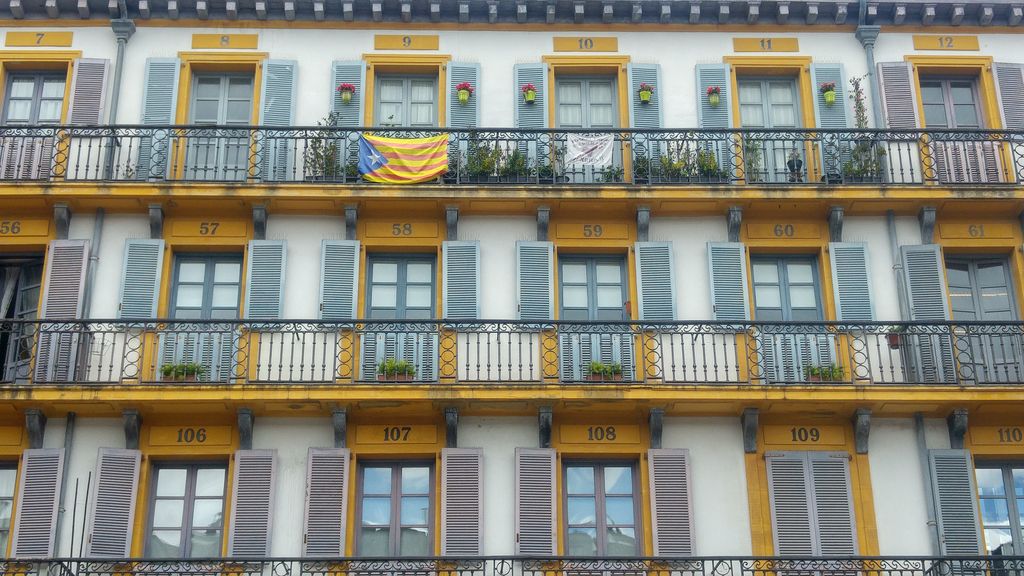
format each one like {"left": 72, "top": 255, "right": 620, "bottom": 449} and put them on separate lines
{"left": 357, "top": 462, "right": 433, "bottom": 556}
{"left": 146, "top": 463, "right": 227, "bottom": 558}
{"left": 556, "top": 78, "right": 617, "bottom": 129}
{"left": 0, "top": 465, "right": 16, "bottom": 555}
{"left": 918, "top": 76, "right": 1000, "bottom": 183}
{"left": 946, "top": 257, "right": 1022, "bottom": 382}
{"left": 0, "top": 262, "right": 42, "bottom": 383}
{"left": 975, "top": 464, "right": 1024, "bottom": 554}
{"left": 170, "top": 255, "right": 242, "bottom": 320}
{"left": 186, "top": 73, "right": 254, "bottom": 180}
{"left": 559, "top": 256, "right": 627, "bottom": 322}
{"left": 738, "top": 78, "right": 804, "bottom": 182}
{"left": 366, "top": 256, "right": 435, "bottom": 320}
{"left": 563, "top": 462, "right": 640, "bottom": 556}
{"left": 921, "top": 78, "right": 983, "bottom": 129}
{"left": 375, "top": 76, "right": 437, "bottom": 128}
{"left": 2, "top": 73, "right": 64, "bottom": 125}
{"left": 751, "top": 256, "right": 822, "bottom": 322}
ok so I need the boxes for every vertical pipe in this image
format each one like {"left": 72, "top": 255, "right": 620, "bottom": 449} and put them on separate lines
{"left": 54, "top": 412, "right": 76, "bottom": 555}
{"left": 916, "top": 412, "right": 942, "bottom": 555}
{"left": 888, "top": 210, "right": 909, "bottom": 320}
{"left": 104, "top": 17, "right": 135, "bottom": 179}
{"left": 80, "top": 208, "right": 104, "bottom": 319}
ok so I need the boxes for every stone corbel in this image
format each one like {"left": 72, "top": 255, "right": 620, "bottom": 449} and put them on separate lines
{"left": 649, "top": 408, "right": 664, "bottom": 449}
{"left": 446, "top": 206, "right": 459, "bottom": 241}
{"left": 948, "top": 408, "right": 968, "bottom": 449}
{"left": 53, "top": 203, "right": 71, "bottom": 240}
{"left": 853, "top": 408, "right": 871, "bottom": 454}
{"left": 539, "top": 406, "right": 553, "bottom": 448}
{"left": 537, "top": 206, "right": 550, "bottom": 241}
{"left": 345, "top": 205, "right": 358, "bottom": 241}
{"left": 828, "top": 206, "right": 844, "bottom": 243}
{"left": 123, "top": 410, "right": 142, "bottom": 449}
{"left": 741, "top": 408, "right": 759, "bottom": 453}
{"left": 252, "top": 205, "right": 267, "bottom": 241}
{"left": 25, "top": 409, "right": 46, "bottom": 449}
{"left": 919, "top": 206, "right": 936, "bottom": 244}
{"left": 445, "top": 407, "right": 459, "bottom": 448}
{"left": 636, "top": 207, "right": 650, "bottom": 242}
{"left": 332, "top": 408, "right": 347, "bottom": 448}
{"left": 237, "top": 408, "right": 254, "bottom": 450}
{"left": 149, "top": 204, "right": 164, "bottom": 239}
{"left": 728, "top": 206, "right": 742, "bottom": 242}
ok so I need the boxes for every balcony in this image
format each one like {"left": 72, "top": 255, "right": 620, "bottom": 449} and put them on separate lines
{"left": 0, "top": 125, "right": 1022, "bottom": 187}
{"left": 3, "top": 319, "right": 1024, "bottom": 387}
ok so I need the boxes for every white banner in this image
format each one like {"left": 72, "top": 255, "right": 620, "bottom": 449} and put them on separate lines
{"left": 564, "top": 133, "right": 614, "bottom": 166}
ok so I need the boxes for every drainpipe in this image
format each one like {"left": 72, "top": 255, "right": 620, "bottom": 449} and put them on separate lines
{"left": 887, "top": 210, "right": 909, "bottom": 320}
{"left": 915, "top": 412, "right": 942, "bottom": 555}
{"left": 104, "top": 8, "right": 135, "bottom": 179}
{"left": 80, "top": 208, "right": 104, "bottom": 318}
{"left": 54, "top": 412, "right": 76, "bottom": 556}
{"left": 856, "top": 0, "right": 885, "bottom": 128}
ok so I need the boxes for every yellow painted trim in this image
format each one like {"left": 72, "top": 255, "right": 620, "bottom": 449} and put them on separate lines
{"left": 361, "top": 54, "right": 451, "bottom": 127}
{"left": 5, "top": 31, "right": 73, "bottom": 47}
{"left": 191, "top": 33, "right": 259, "bottom": 49}
{"left": 173, "top": 51, "right": 268, "bottom": 126}
{"left": 904, "top": 55, "right": 1002, "bottom": 130}
{"left": 732, "top": 37, "right": 800, "bottom": 53}
{"left": 911, "top": 35, "right": 980, "bottom": 51}
{"left": 0, "top": 214, "right": 55, "bottom": 250}
{"left": 0, "top": 50, "right": 80, "bottom": 124}
{"left": 552, "top": 37, "right": 619, "bottom": 53}
{"left": 373, "top": 34, "right": 439, "bottom": 50}
{"left": 541, "top": 55, "right": 631, "bottom": 131}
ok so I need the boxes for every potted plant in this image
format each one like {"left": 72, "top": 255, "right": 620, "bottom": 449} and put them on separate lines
{"left": 500, "top": 148, "right": 529, "bottom": 180}
{"left": 598, "top": 165, "right": 624, "bottom": 183}
{"left": 819, "top": 81, "right": 837, "bottom": 106}
{"left": 632, "top": 154, "right": 650, "bottom": 184}
{"left": 160, "top": 362, "right": 205, "bottom": 382}
{"left": 842, "top": 75, "right": 887, "bottom": 184}
{"left": 465, "top": 141, "right": 502, "bottom": 181}
{"left": 696, "top": 148, "right": 728, "bottom": 181}
{"left": 337, "top": 83, "right": 356, "bottom": 104}
{"left": 706, "top": 85, "right": 721, "bottom": 108}
{"left": 742, "top": 139, "right": 764, "bottom": 183}
{"left": 586, "top": 361, "right": 623, "bottom": 382}
{"left": 638, "top": 82, "right": 655, "bottom": 104}
{"left": 803, "top": 364, "right": 845, "bottom": 383}
{"left": 886, "top": 325, "right": 907, "bottom": 350}
{"left": 377, "top": 358, "right": 416, "bottom": 382}
{"left": 456, "top": 81, "right": 474, "bottom": 104}
{"left": 521, "top": 83, "right": 537, "bottom": 104}
{"left": 303, "top": 113, "right": 341, "bottom": 181}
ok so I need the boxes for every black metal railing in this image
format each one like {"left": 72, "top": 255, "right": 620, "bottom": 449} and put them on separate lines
{"left": 3, "top": 319, "right": 1024, "bottom": 387}
{"left": 6, "top": 556, "right": 1024, "bottom": 576}
{"left": 1, "top": 125, "right": 1021, "bottom": 186}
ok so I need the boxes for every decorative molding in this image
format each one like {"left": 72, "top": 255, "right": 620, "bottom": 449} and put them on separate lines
{"left": 636, "top": 206, "right": 650, "bottom": 242}
{"left": 537, "top": 206, "right": 550, "bottom": 241}
{"left": 445, "top": 407, "right": 459, "bottom": 448}
{"left": 538, "top": 406, "right": 552, "bottom": 448}
{"left": 948, "top": 408, "right": 968, "bottom": 449}
{"left": 446, "top": 206, "right": 459, "bottom": 241}
{"left": 148, "top": 204, "right": 164, "bottom": 239}
{"left": 828, "top": 206, "right": 844, "bottom": 243}
{"left": 123, "top": 409, "right": 142, "bottom": 449}
{"left": 649, "top": 408, "right": 664, "bottom": 449}
{"left": 237, "top": 408, "right": 254, "bottom": 450}
{"left": 332, "top": 408, "right": 347, "bottom": 448}
{"left": 741, "top": 407, "right": 758, "bottom": 453}
{"left": 919, "top": 206, "right": 937, "bottom": 244}
{"left": 53, "top": 203, "right": 70, "bottom": 240}
{"left": 252, "top": 205, "right": 267, "bottom": 241}
{"left": 25, "top": 409, "right": 46, "bottom": 449}
{"left": 853, "top": 408, "right": 871, "bottom": 454}
{"left": 728, "top": 206, "right": 742, "bottom": 243}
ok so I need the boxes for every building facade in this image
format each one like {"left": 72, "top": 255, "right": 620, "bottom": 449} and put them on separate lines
{"left": 0, "top": 0, "right": 1023, "bottom": 571}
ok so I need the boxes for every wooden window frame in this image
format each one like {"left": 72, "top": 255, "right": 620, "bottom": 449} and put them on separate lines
{"left": 0, "top": 51, "right": 78, "bottom": 125}
{"left": 750, "top": 254, "right": 824, "bottom": 322}
{"left": 144, "top": 461, "right": 229, "bottom": 559}
{"left": 1, "top": 72, "right": 66, "bottom": 125}
{"left": 918, "top": 76, "right": 985, "bottom": 130}
{"left": 973, "top": 461, "right": 1024, "bottom": 555}
{"left": 364, "top": 253, "right": 436, "bottom": 319}
{"left": 561, "top": 459, "right": 642, "bottom": 557}
{"left": 169, "top": 253, "right": 243, "bottom": 320}
{"left": 945, "top": 255, "right": 1018, "bottom": 321}
{"left": 553, "top": 75, "right": 620, "bottom": 129}
{"left": 557, "top": 255, "right": 628, "bottom": 322}
{"left": 374, "top": 74, "right": 438, "bottom": 128}
{"left": 906, "top": 56, "right": 1002, "bottom": 130}
{"left": 354, "top": 460, "right": 436, "bottom": 557}
{"left": 362, "top": 54, "right": 450, "bottom": 128}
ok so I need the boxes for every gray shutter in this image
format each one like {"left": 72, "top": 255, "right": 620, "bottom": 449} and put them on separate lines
{"left": 11, "top": 448, "right": 64, "bottom": 558}
{"left": 901, "top": 245, "right": 955, "bottom": 383}
{"left": 635, "top": 241, "right": 675, "bottom": 321}
{"left": 443, "top": 241, "right": 480, "bottom": 320}
{"left": 707, "top": 242, "right": 750, "bottom": 321}
{"left": 331, "top": 61, "right": 366, "bottom": 128}
{"left": 447, "top": 62, "right": 480, "bottom": 129}
{"left": 35, "top": 240, "right": 89, "bottom": 382}
{"left": 245, "top": 240, "right": 286, "bottom": 320}
{"left": 696, "top": 64, "right": 732, "bottom": 129}
{"left": 516, "top": 241, "right": 554, "bottom": 321}
{"left": 765, "top": 451, "right": 814, "bottom": 555}
{"left": 810, "top": 63, "right": 849, "bottom": 129}
{"left": 514, "top": 63, "right": 548, "bottom": 129}
{"left": 259, "top": 59, "right": 297, "bottom": 181}
{"left": 994, "top": 63, "right": 1024, "bottom": 131}
{"left": 441, "top": 447, "right": 483, "bottom": 556}
{"left": 515, "top": 447, "right": 555, "bottom": 555}
{"left": 139, "top": 58, "right": 180, "bottom": 179}
{"left": 85, "top": 448, "right": 141, "bottom": 557}
{"left": 928, "top": 449, "right": 982, "bottom": 555}
{"left": 118, "top": 239, "right": 164, "bottom": 319}
{"left": 648, "top": 448, "right": 694, "bottom": 556}
{"left": 829, "top": 242, "right": 874, "bottom": 321}
{"left": 68, "top": 58, "right": 110, "bottom": 125}
{"left": 877, "top": 62, "right": 919, "bottom": 129}
{"left": 228, "top": 449, "right": 277, "bottom": 557}
{"left": 808, "top": 452, "right": 857, "bottom": 555}
{"left": 319, "top": 240, "right": 360, "bottom": 320}
{"left": 627, "top": 63, "right": 662, "bottom": 129}
{"left": 303, "top": 448, "right": 349, "bottom": 556}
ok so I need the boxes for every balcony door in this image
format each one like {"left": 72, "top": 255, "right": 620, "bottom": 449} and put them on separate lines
{"left": 0, "top": 73, "right": 64, "bottom": 180}
{"left": 946, "top": 257, "right": 1022, "bottom": 382}
{"left": 563, "top": 462, "right": 640, "bottom": 556}
{"left": 976, "top": 464, "right": 1024, "bottom": 555}
{"left": 186, "top": 74, "right": 253, "bottom": 181}
{"left": 556, "top": 77, "right": 619, "bottom": 183}
{"left": 738, "top": 78, "right": 804, "bottom": 183}
{"left": 356, "top": 462, "right": 434, "bottom": 556}
{"left": 361, "top": 255, "right": 437, "bottom": 381}
{"left": 921, "top": 78, "right": 1000, "bottom": 183}
{"left": 375, "top": 76, "right": 437, "bottom": 128}
{"left": 558, "top": 256, "right": 633, "bottom": 381}
{"left": 0, "top": 261, "right": 42, "bottom": 383}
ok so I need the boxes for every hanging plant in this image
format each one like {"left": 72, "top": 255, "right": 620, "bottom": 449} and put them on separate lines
{"left": 456, "top": 81, "right": 475, "bottom": 104}
{"left": 337, "top": 83, "right": 356, "bottom": 104}
{"left": 819, "top": 81, "right": 837, "bottom": 106}
{"left": 521, "top": 82, "right": 537, "bottom": 104}
{"left": 706, "top": 85, "right": 721, "bottom": 108}
{"left": 638, "top": 82, "right": 655, "bottom": 104}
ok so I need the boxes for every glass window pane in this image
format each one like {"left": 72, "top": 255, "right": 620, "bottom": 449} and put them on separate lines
{"left": 373, "top": 262, "right": 398, "bottom": 283}
{"left": 921, "top": 84, "right": 945, "bottom": 105}
{"left": 379, "top": 79, "right": 405, "bottom": 101}
{"left": 406, "top": 285, "right": 431, "bottom": 308}
{"left": 787, "top": 262, "right": 814, "bottom": 284}
{"left": 558, "top": 82, "right": 582, "bottom": 105}
{"left": 604, "top": 467, "right": 633, "bottom": 495}
{"left": 188, "top": 530, "right": 222, "bottom": 557}
{"left": 770, "top": 104, "right": 796, "bottom": 127}
{"left": 410, "top": 81, "right": 434, "bottom": 102}
{"left": 977, "top": 263, "right": 1008, "bottom": 288}
{"left": 226, "top": 101, "right": 250, "bottom": 123}
{"left": 179, "top": 262, "right": 206, "bottom": 283}
{"left": 562, "top": 285, "right": 588, "bottom": 308}
{"left": 371, "top": 285, "right": 397, "bottom": 309}
{"left": 399, "top": 527, "right": 430, "bottom": 555}
{"left": 195, "top": 468, "right": 225, "bottom": 497}
{"left": 566, "top": 527, "right": 597, "bottom": 556}
{"left": 400, "top": 496, "right": 429, "bottom": 525}
{"left": 606, "top": 527, "right": 637, "bottom": 555}
{"left": 212, "top": 285, "right": 238, "bottom": 308}
{"left": 407, "top": 263, "right": 432, "bottom": 284}
{"left": 755, "top": 286, "right": 782, "bottom": 309}
{"left": 196, "top": 77, "right": 221, "bottom": 98}
{"left": 192, "top": 100, "right": 219, "bottom": 122}
{"left": 977, "top": 468, "right": 1006, "bottom": 496}
{"left": 5, "top": 100, "right": 30, "bottom": 122}
{"left": 360, "top": 527, "right": 390, "bottom": 555}
{"left": 1018, "top": 499, "right": 1024, "bottom": 526}
{"left": 40, "top": 79, "right": 64, "bottom": 98}
{"left": 148, "top": 530, "right": 182, "bottom": 558}
{"left": 595, "top": 264, "right": 621, "bottom": 284}
{"left": 596, "top": 286, "right": 622, "bottom": 308}
{"left": 588, "top": 83, "right": 613, "bottom": 104}
{"left": 361, "top": 497, "right": 391, "bottom": 525}
{"left": 980, "top": 498, "right": 1010, "bottom": 525}
{"left": 589, "top": 104, "right": 614, "bottom": 127}
{"left": 954, "top": 104, "right": 980, "bottom": 128}
{"left": 0, "top": 501, "right": 11, "bottom": 530}
{"left": 228, "top": 78, "right": 252, "bottom": 98}
{"left": 9, "top": 79, "right": 34, "bottom": 98}
{"left": 985, "top": 528, "right": 1013, "bottom": 555}
{"left": 37, "top": 101, "right": 61, "bottom": 123}
{"left": 752, "top": 262, "right": 778, "bottom": 284}
{"left": 562, "top": 263, "right": 588, "bottom": 284}
{"left": 409, "top": 103, "right": 433, "bottom": 126}
{"left": 789, "top": 285, "right": 818, "bottom": 309}
{"left": 214, "top": 262, "right": 241, "bottom": 283}
{"left": 605, "top": 496, "right": 635, "bottom": 526}
{"left": 558, "top": 104, "right": 583, "bottom": 127}
{"left": 950, "top": 84, "right": 975, "bottom": 105}
{"left": 1013, "top": 469, "right": 1024, "bottom": 495}
{"left": 739, "top": 83, "right": 762, "bottom": 104}
{"left": 192, "top": 499, "right": 224, "bottom": 529}
{"left": 379, "top": 102, "right": 402, "bottom": 126}
{"left": 401, "top": 467, "right": 430, "bottom": 494}
{"left": 769, "top": 83, "right": 794, "bottom": 104}
{"left": 981, "top": 287, "right": 1010, "bottom": 313}
{"left": 363, "top": 468, "right": 392, "bottom": 494}
{"left": 945, "top": 262, "right": 970, "bottom": 287}
{"left": 153, "top": 499, "right": 185, "bottom": 527}
{"left": 567, "top": 496, "right": 596, "bottom": 525}
{"left": 156, "top": 468, "right": 188, "bottom": 497}
{"left": 566, "top": 466, "right": 595, "bottom": 494}
{"left": 924, "top": 104, "right": 948, "bottom": 128}
{"left": 176, "top": 285, "right": 204, "bottom": 308}
{"left": 0, "top": 469, "right": 17, "bottom": 497}
{"left": 740, "top": 104, "right": 764, "bottom": 128}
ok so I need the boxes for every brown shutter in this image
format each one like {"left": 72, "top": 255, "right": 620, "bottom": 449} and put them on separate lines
{"left": 994, "top": 63, "right": 1024, "bottom": 131}
{"left": 228, "top": 449, "right": 277, "bottom": 557}
{"left": 302, "top": 448, "right": 349, "bottom": 556}
{"left": 441, "top": 447, "right": 483, "bottom": 556}
{"left": 34, "top": 240, "right": 89, "bottom": 383}
{"left": 11, "top": 448, "right": 64, "bottom": 558}
{"left": 68, "top": 58, "right": 110, "bottom": 125}
{"left": 648, "top": 448, "right": 695, "bottom": 555}
{"left": 514, "top": 447, "right": 556, "bottom": 555}
{"left": 877, "top": 62, "right": 919, "bottom": 129}
{"left": 85, "top": 448, "right": 141, "bottom": 557}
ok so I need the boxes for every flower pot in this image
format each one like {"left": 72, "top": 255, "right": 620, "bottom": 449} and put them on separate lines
{"left": 458, "top": 89, "right": 471, "bottom": 104}
{"left": 708, "top": 93, "right": 721, "bottom": 107}
{"left": 823, "top": 90, "right": 836, "bottom": 106}
{"left": 639, "top": 90, "right": 652, "bottom": 103}
{"left": 806, "top": 375, "right": 822, "bottom": 383}
{"left": 585, "top": 374, "right": 623, "bottom": 382}
{"left": 162, "top": 374, "right": 199, "bottom": 383}
{"left": 340, "top": 90, "right": 353, "bottom": 104}
{"left": 886, "top": 333, "right": 902, "bottom": 350}
{"left": 524, "top": 89, "right": 536, "bottom": 103}
{"left": 378, "top": 373, "right": 415, "bottom": 382}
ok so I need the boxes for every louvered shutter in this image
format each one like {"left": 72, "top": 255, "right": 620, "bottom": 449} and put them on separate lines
{"left": 331, "top": 61, "right": 366, "bottom": 127}
{"left": 441, "top": 448, "right": 483, "bottom": 556}
{"left": 627, "top": 64, "right": 662, "bottom": 129}
{"left": 516, "top": 241, "right": 554, "bottom": 321}
{"left": 303, "top": 448, "right": 349, "bottom": 556}
{"left": 808, "top": 452, "right": 857, "bottom": 555}
{"left": 68, "top": 58, "right": 110, "bottom": 125}
{"left": 928, "top": 449, "right": 982, "bottom": 554}
{"left": 0, "top": 135, "right": 54, "bottom": 180}
{"left": 228, "top": 449, "right": 277, "bottom": 557}
{"left": 877, "top": 62, "right": 919, "bottom": 129}
{"left": 447, "top": 63, "right": 480, "bottom": 129}
{"left": 765, "top": 451, "right": 815, "bottom": 555}
{"left": 515, "top": 447, "right": 555, "bottom": 555}
{"left": 707, "top": 242, "right": 750, "bottom": 321}
{"left": 648, "top": 448, "right": 694, "bottom": 556}
{"left": 443, "top": 241, "right": 480, "bottom": 320}
{"left": 829, "top": 242, "right": 874, "bottom": 321}
{"left": 118, "top": 239, "right": 164, "bottom": 319}
{"left": 514, "top": 64, "right": 548, "bottom": 130}
{"left": 635, "top": 241, "right": 675, "bottom": 321}
{"left": 259, "top": 60, "right": 297, "bottom": 182}
{"left": 320, "top": 240, "right": 360, "bottom": 320}
{"left": 11, "top": 448, "right": 64, "bottom": 558}
{"left": 138, "top": 58, "right": 180, "bottom": 180}
{"left": 85, "top": 448, "right": 141, "bottom": 557}
{"left": 900, "top": 245, "right": 955, "bottom": 383}
{"left": 35, "top": 240, "right": 89, "bottom": 383}
{"left": 245, "top": 240, "right": 286, "bottom": 320}
{"left": 994, "top": 63, "right": 1024, "bottom": 131}
{"left": 696, "top": 64, "right": 733, "bottom": 173}
{"left": 810, "top": 64, "right": 849, "bottom": 129}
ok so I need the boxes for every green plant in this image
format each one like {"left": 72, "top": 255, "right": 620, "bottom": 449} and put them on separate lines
{"left": 303, "top": 113, "right": 341, "bottom": 178}
{"left": 377, "top": 358, "right": 416, "bottom": 377}
{"left": 588, "top": 361, "right": 623, "bottom": 378}
{"left": 803, "top": 364, "right": 845, "bottom": 381}
{"left": 598, "top": 165, "right": 624, "bottom": 183}
{"left": 696, "top": 148, "right": 727, "bottom": 178}
{"left": 465, "top": 141, "right": 502, "bottom": 177}
{"left": 500, "top": 149, "right": 529, "bottom": 178}
{"left": 631, "top": 154, "right": 650, "bottom": 181}
{"left": 742, "top": 139, "right": 763, "bottom": 183}
{"left": 160, "top": 362, "right": 205, "bottom": 379}
{"left": 842, "top": 75, "right": 887, "bottom": 181}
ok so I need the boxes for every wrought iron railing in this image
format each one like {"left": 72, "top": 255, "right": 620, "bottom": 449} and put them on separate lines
{"left": 2, "top": 319, "right": 1024, "bottom": 387}
{"left": 5, "top": 557, "right": 1024, "bottom": 576}
{"left": 0, "top": 125, "right": 1021, "bottom": 186}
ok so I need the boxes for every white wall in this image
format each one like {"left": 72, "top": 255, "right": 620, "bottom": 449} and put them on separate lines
{"left": 868, "top": 418, "right": 936, "bottom": 555}
{"left": 268, "top": 215, "right": 347, "bottom": 319}
{"left": 650, "top": 216, "right": 727, "bottom": 321}
{"left": 461, "top": 216, "right": 535, "bottom": 319}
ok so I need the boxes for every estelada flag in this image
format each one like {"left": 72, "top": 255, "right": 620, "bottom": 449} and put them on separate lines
{"left": 357, "top": 133, "right": 449, "bottom": 184}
